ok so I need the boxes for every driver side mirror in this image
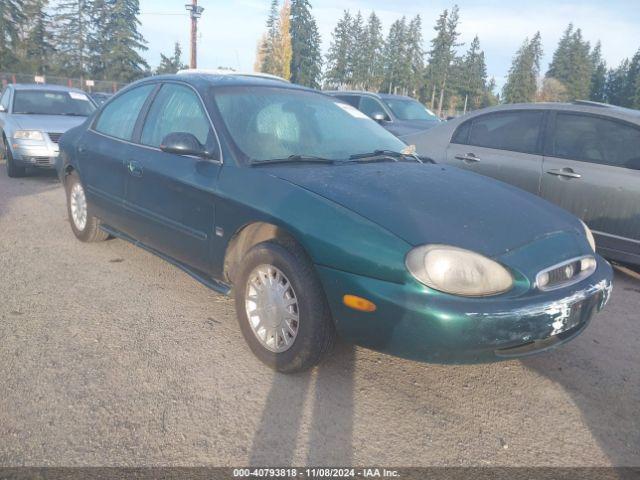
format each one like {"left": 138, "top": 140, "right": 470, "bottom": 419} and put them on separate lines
{"left": 371, "top": 112, "right": 387, "bottom": 123}
{"left": 160, "top": 132, "right": 214, "bottom": 159}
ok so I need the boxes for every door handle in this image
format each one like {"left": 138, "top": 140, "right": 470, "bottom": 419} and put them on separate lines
{"left": 546, "top": 168, "right": 581, "bottom": 179}
{"left": 454, "top": 153, "right": 481, "bottom": 163}
{"left": 127, "top": 160, "right": 143, "bottom": 177}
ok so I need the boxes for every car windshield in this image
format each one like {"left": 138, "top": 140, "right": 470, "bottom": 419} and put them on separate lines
{"left": 12, "top": 90, "right": 96, "bottom": 116}
{"left": 383, "top": 98, "right": 439, "bottom": 122}
{"left": 212, "top": 86, "right": 406, "bottom": 163}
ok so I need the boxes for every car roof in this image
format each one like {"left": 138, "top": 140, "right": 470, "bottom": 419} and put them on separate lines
{"left": 465, "top": 101, "right": 640, "bottom": 124}
{"left": 324, "top": 90, "right": 418, "bottom": 101}
{"left": 130, "top": 73, "right": 308, "bottom": 92}
{"left": 11, "top": 83, "right": 87, "bottom": 94}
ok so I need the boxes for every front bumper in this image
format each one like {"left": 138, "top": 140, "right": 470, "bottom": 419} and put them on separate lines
{"left": 316, "top": 258, "right": 613, "bottom": 363}
{"left": 11, "top": 139, "right": 59, "bottom": 169}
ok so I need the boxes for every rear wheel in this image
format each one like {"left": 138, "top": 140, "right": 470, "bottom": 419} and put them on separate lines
{"left": 65, "top": 173, "right": 108, "bottom": 242}
{"left": 4, "top": 138, "right": 26, "bottom": 178}
{"left": 234, "top": 241, "right": 336, "bottom": 373}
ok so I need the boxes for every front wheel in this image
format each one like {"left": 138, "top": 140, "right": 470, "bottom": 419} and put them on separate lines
{"left": 234, "top": 241, "right": 336, "bottom": 373}
{"left": 65, "top": 173, "right": 108, "bottom": 242}
{"left": 4, "top": 139, "right": 26, "bottom": 178}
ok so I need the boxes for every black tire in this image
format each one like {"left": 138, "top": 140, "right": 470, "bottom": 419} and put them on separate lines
{"left": 65, "top": 172, "right": 109, "bottom": 242}
{"left": 4, "top": 138, "right": 26, "bottom": 178}
{"left": 234, "top": 241, "right": 336, "bottom": 373}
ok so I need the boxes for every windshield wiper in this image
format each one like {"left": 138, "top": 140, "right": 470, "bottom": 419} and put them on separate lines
{"left": 250, "top": 154, "right": 336, "bottom": 166}
{"left": 348, "top": 150, "right": 423, "bottom": 163}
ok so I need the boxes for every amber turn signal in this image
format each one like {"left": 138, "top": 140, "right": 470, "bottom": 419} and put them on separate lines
{"left": 343, "top": 294, "right": 377, "bottom": 312}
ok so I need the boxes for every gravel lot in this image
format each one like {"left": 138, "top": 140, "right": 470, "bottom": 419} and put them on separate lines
{"left": 0, "top": 164, "right": 638, "bottom": 467}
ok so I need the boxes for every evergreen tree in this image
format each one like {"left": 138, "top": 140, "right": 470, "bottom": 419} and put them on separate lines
{"left": 19, "top": 0, "right": 56, "bottom": 74}
{"left": 405, "top": 15, "right": 424, "bottom": 96}
{"left": 605, "top": 60, "right": 630, "bottom": 107}
{"left": 0, "top": 0, "right": 25, "bottom": 70}
{"left": 87, "top": 0, "right": 111, "bottom": 79}
{"left": 259, "top": 0, "right": 280, "bottom": 75}
{"left": 458, "top": 35, "right": 487, "bottom": 112}
{"left": 625, "top": 49, "right": 640, "bottom": 108}
{"left": 324, "top": 10, "right": 352, "bottom": 88}
{"left": 54, "top": 0, "right": 92, "bottom": 78}
{"left": 589, "top": 41, "right": 607, "bottom": 102}
{"left": 348, "top": 11, "right": 366, "bottom": 88}
{"left": 289, "top": 0, "right": 322, "bottom": 88}
{"left": 546, "top": 24, "right": 592, "bottom": 100}
{"left": 361, "top": 12, "right": 384, "bottom": 91}
{"left": 381, "top": 17, "right": 409, "bottom": 94}
{"left": 502, "top": 32, "right": 543, "bottom": 103}
{"left": 426, "top": 6, "right": 462, "bottom": 115}
{"left": 155, "top": 42, "right": 186, "bottom": 75}
{"left": 98, "top": 0, "right": 149, "bottom": 82}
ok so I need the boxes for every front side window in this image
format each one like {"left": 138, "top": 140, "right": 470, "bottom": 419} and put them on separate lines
{"left": 468, "top": 111, "right": 544, "bottom": 154}
{"left": 552, "top": 113, "right": 640, "bottom": 169}
{"left": 95, "top": 84, "right": 155, "bottom": 140}
{"left": 359, "top": 96, "right": 389, "bottom": 120}
{"left": 383, "top": 98, "right": 438, "bottom": 122}
{"left": 12, "top": 90, "right": 95, "bottom": 116}
{"left": 0, "top": 89, "right": 10, "bottom": 110}
{"left": 141, "top": 83, "right": 211, "bottom": 148}
{"left": 334, "top": 95, "right": 360, "bottom": 108}
{"left": 213, "top": 87, "right": 405, "bottom": 162}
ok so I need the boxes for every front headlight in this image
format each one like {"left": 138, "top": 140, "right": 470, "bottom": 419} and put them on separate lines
{"left": 406, "top": 245, "right": 514, "bottom": 297}
{"left": 580, "top": 220, "right": 596, "bottom": 252}
{"left": 14, "top": 130, "right": 44, "bottom": 141}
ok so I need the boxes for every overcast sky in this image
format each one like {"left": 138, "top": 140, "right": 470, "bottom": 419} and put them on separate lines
{"left": 139, "top": 0, "right": 640, "bottom": 89}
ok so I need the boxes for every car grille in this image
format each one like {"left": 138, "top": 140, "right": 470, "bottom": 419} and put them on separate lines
{"left": 536, "top": 256, "right": 597, "bottom": 291}
{"left": 47, "top": 132, "right": 63, "bottom": 143}
{"left": 35, "top": 157, "right": 52, "bottom": 166}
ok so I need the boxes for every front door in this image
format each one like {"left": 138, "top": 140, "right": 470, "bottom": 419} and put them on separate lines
{"left": 540, "top": 111, "right": 640, "bottom": 261}
{"left": 445, "top": 110, "right": 546, "bottom": 195}
{"left": 124, "top": 82, "right": 221, "bottom": 273}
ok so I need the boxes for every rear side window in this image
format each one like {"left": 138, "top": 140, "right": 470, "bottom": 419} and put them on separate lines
{"left": 94, "top": 84, "right": 155, "bottom": 140}
{"left": 468, "top": 111, "right": 544, "bottom": 154}
{"left": 141, "top": 83, "right": 211, "bottom": 148}
{"left": 552, "top": 113, "right": 640, "bottom": 170}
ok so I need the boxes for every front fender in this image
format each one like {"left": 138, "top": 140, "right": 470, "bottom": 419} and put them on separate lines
{"left": 215, "top": 165, "right": 411, "bottom": 283}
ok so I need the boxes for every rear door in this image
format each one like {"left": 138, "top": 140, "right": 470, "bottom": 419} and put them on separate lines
{"left": 124, "top": 82, "right": 221, "bottom": 273}
{"left": 445, "top": 110, "right": 546, "bottom": 194}
{"left": 540, "top": 111, "right": 640, "bottom": 261}
{"left": 82, "top": 83, "right": 156, "bottom": 228}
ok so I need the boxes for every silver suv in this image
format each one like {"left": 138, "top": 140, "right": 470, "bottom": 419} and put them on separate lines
{"left": 405, "top": 101, "right": 640, "bottom": 266}
{"left": 0, "top": 84, "right": 96, "bottom": 177}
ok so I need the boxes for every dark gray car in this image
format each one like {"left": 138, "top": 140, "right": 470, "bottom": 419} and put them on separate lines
{"left": 0, "top": 84, "right": 96, "bottom": 177}
{"left": 325, "top": 91, "right": 441, "bottom": 137}
{"left": 404, "top": 101, "right": 640, "bottom": 266}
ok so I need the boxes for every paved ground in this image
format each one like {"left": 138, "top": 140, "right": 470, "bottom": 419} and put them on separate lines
{"left": 0, "top": 164, "right": 638, "bottom": 467}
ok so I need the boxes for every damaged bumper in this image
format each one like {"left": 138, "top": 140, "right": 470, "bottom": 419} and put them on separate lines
{"left": 316, "top": 258, "right": 613, "bottom": 364}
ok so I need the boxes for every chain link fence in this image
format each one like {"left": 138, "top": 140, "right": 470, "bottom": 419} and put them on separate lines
{"left": 0, "top": 72, "right": 126, "bottom": 93}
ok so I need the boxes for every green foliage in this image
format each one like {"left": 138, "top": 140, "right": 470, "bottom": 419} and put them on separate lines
{"left": 503, "top": 32, "right": 543, "bottom": 103}
{"left": 155, "top": 42, "right": 186, "bottom": 75}
{"left": 259, "top": 0, "right": 280, "bottom": 75}
{"left": 53, "top": 0, "right": 93, "bottom": 78}
{"left": 289, "top": 0, "right": 322, "bottom": 88}
{"left": 0, "top": 0, "right": 25, "bottom": 70}
{"left": 589, "top": 41, "right": 607, "bottom": 102}
{"left": 324, "top": 10, "right": 352, "bottom": 88}
{"left": 360, "top": 12, "right": 384, "bottom": 91}
{"left": 546, "top": 24, "right": 592, "bottom": 100}
{"left": 18, "top": 0, "right": 56, "bottom": 74}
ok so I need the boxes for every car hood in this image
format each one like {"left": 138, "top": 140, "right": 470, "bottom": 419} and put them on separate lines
{"left": 11, "top": 114, "right": 88, "bottom": 133}
{"left": 267, "top": 162, "right": 582, "bottom": 258}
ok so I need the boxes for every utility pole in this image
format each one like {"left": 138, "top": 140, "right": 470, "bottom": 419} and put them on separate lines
{"left": 185, "top": 0, "right": 205, "bottom": 69}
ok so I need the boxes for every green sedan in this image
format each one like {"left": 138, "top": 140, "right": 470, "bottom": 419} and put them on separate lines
{"left": 58, "top": 73, "right": 613, "bottom": 373}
